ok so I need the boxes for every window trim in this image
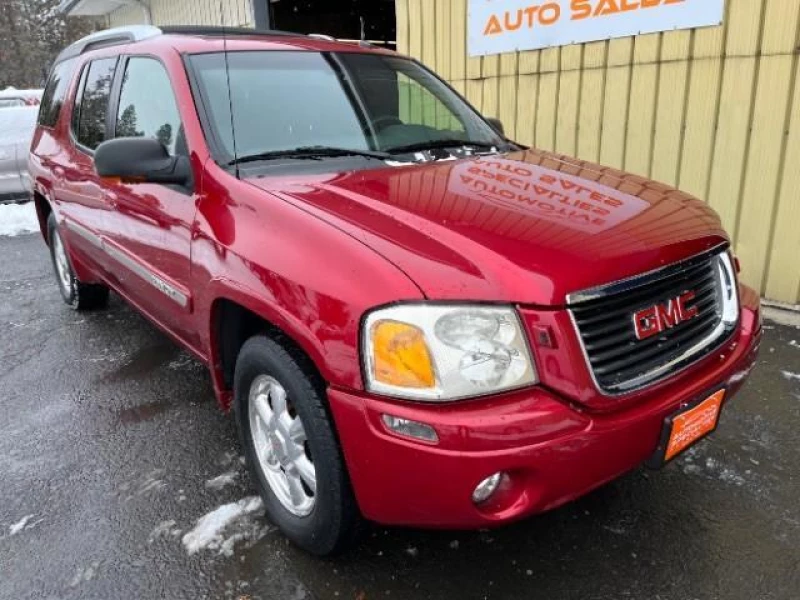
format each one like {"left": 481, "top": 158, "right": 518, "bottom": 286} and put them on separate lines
{"left": 111, "top": 53, "right": 187, "bottom": 158}
{"left": 182, "top": 51, "right": 236, "bottom": 169}
{"left": 69, "top": 56, "right": 120, "bottom": 156}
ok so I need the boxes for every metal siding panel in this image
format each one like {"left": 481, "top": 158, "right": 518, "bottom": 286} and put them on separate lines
{"left": 600, "top": 38, "right": 633, "bottom": 168}
{"left": 577, "top": 41, "right": 607, "bottom": 163}
{"left": 650, "top": 30, "right": 692, "bottom": 186}
{"left": 421, "top": 0, "right": 436, "bottom": 69}
{"left": 515, "top": 72, "right": 538, "bottom": 146}
{"left": 624, "top": 33, "right": 660, "bottom": 177}
{"left": 408, "top": 0, "right": 423, "bottom": 61}
{"left": 436, "top": 0, "right": 451, "bottom": 80}
{"left": 734, "top": 0, "right": 800, "bottom": 292}
{"left": 450, "top": 0, "right": 467, "bottom": 81}
{"left": 679, "top": 14, "right": 727, "bottom": 199}
{"left": 765, "top": 57, "right": 800, "bottom": 303}
{"left": 536, "top": 48, "right": 559, "bottom": 151}
{"left": 707, "top": 0, "right": 766, "bottom": 237}
{"left": 396, "top": 0, "right": 409, "bottom": 55}
{"left": 556, "top": 45, "right": 581, "bottom": 156}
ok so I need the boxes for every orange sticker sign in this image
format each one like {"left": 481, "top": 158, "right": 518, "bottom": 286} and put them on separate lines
{"left": 664, "top": 390, "right": 725, "bottom": 462}
{"left": 469, "top": 0, "right": 724, "bottom": 56}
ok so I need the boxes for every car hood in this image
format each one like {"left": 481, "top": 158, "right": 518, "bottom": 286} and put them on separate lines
{"left": 244, "top": 148, "right": 728, "bottom": 306}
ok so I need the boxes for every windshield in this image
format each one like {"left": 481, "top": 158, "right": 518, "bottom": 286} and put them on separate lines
{"left": 188, "top": 50, "right": 507, "bottom": 165}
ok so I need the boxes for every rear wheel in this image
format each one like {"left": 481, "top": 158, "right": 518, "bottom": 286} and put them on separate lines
{"left": 234, "top": 335, "right": 362, "bottom": 555}
{"left": 47, "top": 213, "right": 109, "bottom": 310}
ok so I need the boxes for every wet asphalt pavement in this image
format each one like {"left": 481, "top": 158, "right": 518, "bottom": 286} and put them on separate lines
{"left": 1, "top": 231, "right": 799, "bottom": 600}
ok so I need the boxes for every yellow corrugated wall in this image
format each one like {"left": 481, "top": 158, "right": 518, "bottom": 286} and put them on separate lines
{"left": 398, "top": 0, "right": 800, "bottom": 306}
{"left": 109, "top": 0, "right": 254, "bottom": 28}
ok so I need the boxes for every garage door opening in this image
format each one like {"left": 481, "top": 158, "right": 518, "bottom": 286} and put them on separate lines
{"left": 266, "top": 0, "right": 396, "bottom": 48}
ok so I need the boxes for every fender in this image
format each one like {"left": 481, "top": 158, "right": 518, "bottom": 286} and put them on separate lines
{"left": 203, "top": 276, "right": 357, "bottom": 410}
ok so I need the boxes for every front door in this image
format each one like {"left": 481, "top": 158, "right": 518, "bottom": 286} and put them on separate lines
{"left": 101, "top": 56, "right": 199, "bottom": 350}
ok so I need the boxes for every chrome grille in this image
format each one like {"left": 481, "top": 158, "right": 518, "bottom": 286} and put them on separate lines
{"left": 568, "top": 247, "right": 734, "bottom": 395}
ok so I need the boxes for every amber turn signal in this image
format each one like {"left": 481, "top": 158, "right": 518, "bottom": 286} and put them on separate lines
{"left": 370, "top": 320, "right": 435, "bottom": 389}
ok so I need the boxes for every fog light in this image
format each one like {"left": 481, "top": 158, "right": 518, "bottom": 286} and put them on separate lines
{"left": 472, "top": 472, "right": 505, "bottom": 504}
{"left": 381, "top": 415, "right": 438, "bottom": 443}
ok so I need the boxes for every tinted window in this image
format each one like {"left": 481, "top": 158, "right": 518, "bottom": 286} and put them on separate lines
{"left": 115, "top": 58, "right": 184, "bottom": 156}
{"left": 75, "top": 58, "right": 117, "bottom": 150}
{"left": 38, "top": 59, "right": 76, "bottom": 127}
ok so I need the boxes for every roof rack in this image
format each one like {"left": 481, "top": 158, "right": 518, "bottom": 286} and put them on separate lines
{"left": 160, "top": 26, "right": 299, "bottom": 38}
{"left": 52, "top": 24, "right": 376, "bottom": 67}
{"left": 55, "top": 25, "right": 161, "bottom": 64}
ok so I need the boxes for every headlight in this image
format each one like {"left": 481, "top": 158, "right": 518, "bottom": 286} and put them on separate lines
{"left": 362, "top": 304, "right": 537, "bottom": 401}
{"left": 718, "top": 251, "right": 739, "bottom": 327}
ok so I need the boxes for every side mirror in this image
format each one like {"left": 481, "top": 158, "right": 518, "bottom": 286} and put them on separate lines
{"left": 486, "top": 117, "right": 505, "bottom": 136}
{"left": 95, "top": 137, "right": 190, "bottom": 186}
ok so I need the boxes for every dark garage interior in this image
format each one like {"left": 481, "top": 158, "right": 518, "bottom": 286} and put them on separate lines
{"left": 262, "top": 0, "right": 396, "bottom": 46}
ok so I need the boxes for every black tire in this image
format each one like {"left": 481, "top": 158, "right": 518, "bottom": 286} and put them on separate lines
{"left": 47, "top": 213, "right": 109, "bottom": 311}
{"left": 234, "top": 335, "right": 362, "bottom": 555}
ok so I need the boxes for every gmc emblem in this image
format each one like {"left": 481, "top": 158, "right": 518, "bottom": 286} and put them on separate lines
{"left": 633, "top": 291, "right": 699, "bottom": 341}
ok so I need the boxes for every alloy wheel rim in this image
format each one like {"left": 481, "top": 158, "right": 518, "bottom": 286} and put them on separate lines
{"left": 53, "top": 232, "right": 72, "bottom": 293}
{"left": 248, "top": 374, "right": 316, "bottom": 517}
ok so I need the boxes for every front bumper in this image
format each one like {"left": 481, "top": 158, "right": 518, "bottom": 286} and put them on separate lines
{"left": 328, "top": 287, "right": 762, "bottom": 528}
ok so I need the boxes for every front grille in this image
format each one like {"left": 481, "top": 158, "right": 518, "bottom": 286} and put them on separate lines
{"left": 568, "top": 247, "right": 731, "bottom": 395}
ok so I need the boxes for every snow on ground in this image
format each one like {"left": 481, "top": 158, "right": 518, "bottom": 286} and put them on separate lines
{"left": 782, "top": 371, "right": 800, "bottom": 382}
{"left": 205, "top": 470, "right": 239, "bottom": 490}
{"left": 148, "top": 519, "right": 181, "bottom": 544}
{"left": 8, "top": 514, "right": 34, "bottom": 535}
{"left": 0, "top": 203, "right": 39, "bottom": 237}
{"left": 182, "top": 496, "right": 268, "bottom": 556}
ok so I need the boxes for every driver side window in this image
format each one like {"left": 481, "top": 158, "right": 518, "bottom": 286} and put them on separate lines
{"left": 115, "top": 57, "right": 185, "bottom": 157}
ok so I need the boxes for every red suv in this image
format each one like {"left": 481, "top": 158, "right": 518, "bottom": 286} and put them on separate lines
{"left": 30, "top": 26, "right": 762, "bottom": 555}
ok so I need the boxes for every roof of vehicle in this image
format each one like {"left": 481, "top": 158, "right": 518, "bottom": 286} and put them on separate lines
{"left": 55, "top": 25, "right": 397, "bottom": 65}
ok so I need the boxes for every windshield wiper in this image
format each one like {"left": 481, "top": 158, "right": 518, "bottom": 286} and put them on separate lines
{"left": 230, "top": 145, "right": 392, "bottom": 166}
{"left": 384, "top": 139, "right": 501, "bottom": 155}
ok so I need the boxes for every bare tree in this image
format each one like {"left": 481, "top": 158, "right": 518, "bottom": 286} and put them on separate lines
{"left": 0, "top": 0, "right": 100, "bottom": 89}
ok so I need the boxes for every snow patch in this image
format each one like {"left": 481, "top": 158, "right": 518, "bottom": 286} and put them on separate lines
{"left": 148, "top": 519, "right": 180, "bottom": 543}
{"left": 182, "top": 496, "right": 266, "bottom": 556}
{"left": 728, "top": 367, "right": 753, "bottom": 385}
{"left": 782, "top": 371, "right": 800, "bottom": 382}
{"left": 0, "top": 203, "right": 39, "bottom": 237}
{"left": 167, "top": 353, "right": 205, "bottom": 372}
{"left": 8, "top": 514, "right": 34, "bottom": 535}
{"left": 69, "top": 561, "right": 100, "bottom": 587}
{"left": 205, "top": 471, "right": 238, "bottom": 490}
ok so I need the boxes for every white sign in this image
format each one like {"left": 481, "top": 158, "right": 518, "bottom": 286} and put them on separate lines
{"left": 468, "top": 0, "right": 725, "bottom": 56}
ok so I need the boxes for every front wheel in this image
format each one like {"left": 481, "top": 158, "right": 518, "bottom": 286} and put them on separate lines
{"left": 47, "top": 213, "right": 109, "bottom": 310}
{"left": 234, "top": 335, "right": 362, "bottom": 555}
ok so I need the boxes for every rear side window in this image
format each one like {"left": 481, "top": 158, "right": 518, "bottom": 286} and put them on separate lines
{"left": 73, "top": 58, "right": 118, "bottom": 151}
{"left": 38, "top": 59, "right": 76, "bottom": 128}
{"left": 115, "top": 58, "right": 184, "bottom": 156}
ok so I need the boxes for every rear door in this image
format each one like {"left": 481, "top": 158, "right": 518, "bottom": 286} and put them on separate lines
{"left": 57, "top": 57, "right": 119, "bottom": 270}
{"left": 101, "top": 55, "right": 199, "bottom": 347}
